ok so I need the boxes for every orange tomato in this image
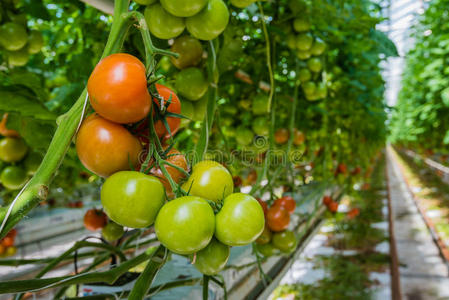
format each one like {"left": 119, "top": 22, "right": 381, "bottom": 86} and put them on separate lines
{"left": 256, "top": 198, "right": 268, "bottom": 216}
{"left": 322, "top": 195, "right": 332, "bottom": 206}
{"left": 293, "top": 129, "right": 305, "bottom": 145}
{"left": 76, "top": 114, "right": 143, "bottom": 177}
{"left": 328, "top": 201, "right": 339, "bottom": 213}
{"left": 1, "top": 236, "right": 14, "bottom": 247}
{"left": 87, "top": 53, "right": 151, "bottom": 124}
{"left": 274, "top": 128, "right": 289, "bottom": 144}
{"left": 83, "top": 209, "right": 108, "bottom": 231}
{"left": 153, "top": 84, "right": 182, "bottom": 139}
{"left": 151, "top": 148, "right": 188, "bottom": 196}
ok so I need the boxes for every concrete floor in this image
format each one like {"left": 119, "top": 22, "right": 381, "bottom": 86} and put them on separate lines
{"left": 387, "top": 148, "right": 449, "bottom": 300}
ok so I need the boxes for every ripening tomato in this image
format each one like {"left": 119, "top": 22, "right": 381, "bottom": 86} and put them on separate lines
{"left": 161, "top": 0, "right": 208, "bottom": 17}
{"left": 152, "top": 84, "right": 182, "bottom": 139}
{"left": 272, "top": 230, "right": 297, "bottom": 253}
{"left": 266, "top": 205, "right": 290, "bottom": 232}
{"left": 0, "top": 114, "right": 19, "bottom": 137}
{"left": 170, "top": 35, "right": 203, "bottom": 69}
{"left": 182, "top": 160, "right": 233, "bottom": 203}
{"left": 145, "top": 4, "right": 185, "bottom": 40}
{"left": 293, "top": 129, "right": 305, "bottom": 145}
{"left": 87, "top": 53, "right": 151, "bottom": 124}
{"left": 186, "top": 0, "right": 230, "bottom": 41}
{"left": 273, "top": 196, "right": 296, "bottom": 214}
{"left": 274, "top": 128, "right": 289, "bottom": 145}
{"left": 83, "top": 209, "right": 108, "bottom": 231}
{"left": 5, "top": 246, "right": 16, "bottom": 257}
{"left": 1, "top": 166, "right": 27, "bottom": 190}
{"left": 193, "top": 238, "right": 230, "bottom": 275}
{"left": 101, "top": 171, "right": 165, "bottom": 228}
{"left": 155, "top": 196, "right": 215, "bottom": 254}
{"left": 76, "top": 114, "right": 142, "bottom": 177}
{"left": 102, "top": 222, "right": 125, "bottom": 242}
{"left": 150, "top": 148, "right": 188, "bottom": 196}
{"left": 0, "top": 137, "right": 28, "bottom": 163}
{"left": 215, "top": 193, "right": 265, "bottom": 246}
{"left": 256, "top": 226, "right": 272, "bottom": 245}
{"left": 322, "top": 195, "right": 332, "bottom": 206}
{"left": 0, "top": 245, "right": 5, "bottom": 255}
{"left": 1, "top": 236, "right": 14, "bottom": 247}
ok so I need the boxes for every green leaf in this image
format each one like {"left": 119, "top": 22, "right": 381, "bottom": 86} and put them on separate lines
{"left": 441, "top": 87, "right": 449, "bottom": 106}
{"left": 369, "top": 29, "right": 399, "bottom": 57}
{"left": 0, "top": 91, "right": 56, "bottom": 121}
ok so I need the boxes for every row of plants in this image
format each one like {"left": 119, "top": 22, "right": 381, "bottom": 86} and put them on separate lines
{"left": 0, "top": 0, "right": 394, "bottom": 298}
{"left": 390, "top": 0, "right": 449, "bottom": 153}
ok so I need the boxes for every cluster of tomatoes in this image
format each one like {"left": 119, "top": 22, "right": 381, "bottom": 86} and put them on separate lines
{"left": 0, "top": 114, "right": 42, "bottom": 191}
{"left": 255, "top": 195, "right": 298, "bottom": 257}
{"left": 0, "top": 229, "right": 17, "bottom": 257}
{"left": 0, "top": 0, "right": 44, "bottom": 67}
{"left": 83, "top": 208, "right": 125, "bottom": 242}
{"left": 285, "top": 12, "right": 327, "bottom": 101}
{"left": 322, "top": 195, "right": 339, "bottom": 213}
{"left": 134, "top": 0, "right": 229, "bottom": 41}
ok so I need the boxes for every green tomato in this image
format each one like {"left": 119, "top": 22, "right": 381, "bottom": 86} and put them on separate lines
{"left": 8, "top": 47, "right": 29, "bottom": 67}
{"left": 316, "top": 82, "right": 328, "bottom": 99}
{"left": 252, "top": 117, "right": 269, "bottom": 136}
{"left": 170, "top": 35, "right": 203, "bottom": 70}
{"left": 310, "top": 38, "right": 326, "bottom": 56}
{"left": 182, "top": 160, "right": 234, "bottom": 203}
{"left": 27, "top": 30, "right": 44, "bottom": 54}
{"left": 256, "top": 243, "right": 279, "bottom": 257}
{"left": 230, "top": 0, "right": 255, "bottom": 8}
{"left": 144, "top": 4, "right": 185, "bottom": 40}
{"left": 175, "top": 68, "right": 208, "bottom": 101}
{"left": 215, "top": 193, "right": 265, "bottom": 246}
{"left": 296, "top": 50, "right": 311, "bottom": 60}
{"left": 102, "top": 222, "right": 125, "bottom": 242}
{"left": 24, "top": 152, "right": 43, "bottom": 175}
{"left": 186, "top": 0, "right": 229, "bottom": 41}
{"left": 192, "top": 94, "right": 208, "bottom": 121}
{"left": 155, "top": 196, "right": 215, "bottom": 254}
{"left": 298, "top": 69, "right": 311, "bottom": 83}
{"left": 101, "top": 171, "right": 165, "bottom": 228}
{"left": 161, "top": 0, "right": 208, "bottom": 17}
{"left": 307, "top": 57, "right": 322, "bottom": 73}
{"left": 0, "top": 23, "right": 27, "bottom": 51}
{"left": 133, "top": 0, "right": 157, "bottom": 5}
{"left": 1, "top": 166, "right": 27, "bottom": 190}
{"left": 180, "top": 100, "right": 194, "bottom": 126}
{"left": 0, "top": 137, "right": 28, "bottom": 163}
{"left": 235, "top": 127, "right": 254, "bottom": 146}
{"left": 293, "top": 17, "right": 311, "bottom": 32}
{"left": 252, "top": 94, "right": 269, "bottom": 115}
{"left": 272, "top": 230, "right": 297, "bottom": 253}
{"left": 193, "top": 238, "right": 230, "bottom": 275}
{"left": 296, "top": 33, "right": 313, "bottom": 51}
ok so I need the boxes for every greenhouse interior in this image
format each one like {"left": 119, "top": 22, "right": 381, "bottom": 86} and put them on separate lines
{"left": 0, "top": 0, "right": 448, "bottom": 299}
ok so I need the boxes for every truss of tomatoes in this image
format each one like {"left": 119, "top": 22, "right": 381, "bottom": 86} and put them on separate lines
{"left": 255, "top": 195, "right": 298, "bottom": 257}
{"left": 76, "top": 53, "right": 266, "bottom": 275}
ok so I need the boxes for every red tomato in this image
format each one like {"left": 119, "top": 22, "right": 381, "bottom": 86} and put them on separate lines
{"left": 233, "top": 175, "right": 242, "bottom": 188}
{"left": 83, "top": 209, "right": 108, "bottom": 231}
{"left": 256, "top": 198, "right": 268, "bottom": 215}
{"left": 266, "top": 205, "right": 290, "bottom": 232}
{"left": 76, "top": 114, "right": 143, "bottom": 177}
{"left": 328, "top": 201, "right": 339, "bottom": 213}
{"left": 322, "top": 195, "right": 332, "bottom": 206}
{"left": 351, "top": 166, "right": 361, "bottom": 175}
{"left": 347, "top": 208, "right": 360, "bottom": 219}
{"left": 1, "top": 236, "right": 14, "bottom": 247}
{"left": 274, "top": 128, "right": 289, "bottom": 144}
{"left": 153, "top": 84, "right": 182, "bottom": 139}
{"left": 87, "top": 53, "right": 151, "bottom": 124}
{"left": 273, "top": 196, "right": 296, "bottom": 214}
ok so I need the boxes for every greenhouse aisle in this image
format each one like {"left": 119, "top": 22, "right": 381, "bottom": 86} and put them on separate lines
{"left": 387, "top": 147, "right": 449, "bottom": 299}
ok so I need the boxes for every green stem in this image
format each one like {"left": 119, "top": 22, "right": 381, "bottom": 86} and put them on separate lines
{"left": 128, "top": 246, "right": 166, "bottom": 300}
{"left": 202, "top": 275, "right": 210, "bottom": 300}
